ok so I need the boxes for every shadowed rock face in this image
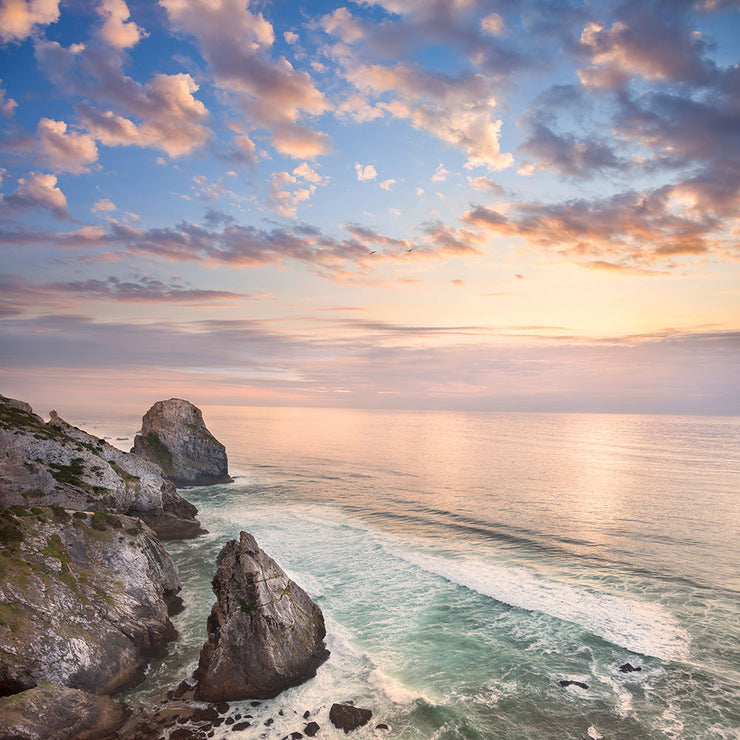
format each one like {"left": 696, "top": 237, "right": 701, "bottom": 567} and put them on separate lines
{"left": 0, "top": 506, "right": 181, "bottom": 697}
{"left": 0, "top": 395, "right": 203, "bottom": 540}
{"left": 195, "top": 531, "right": 329, "bottom": 702}
{"left": 132, "top": 399, "right": 231, "bottom": 487}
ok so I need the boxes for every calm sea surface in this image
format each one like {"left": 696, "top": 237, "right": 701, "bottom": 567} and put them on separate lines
{"left": 78, "top": 407, "right": 740, "bottom": 739}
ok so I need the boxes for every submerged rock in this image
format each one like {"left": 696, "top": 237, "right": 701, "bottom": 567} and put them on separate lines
{"left": 195, "top": 531, "right": 328, "bottom": 701}
{"left": 329, "top": 703, "right": 373, "bottom": 733}
{"left": 0, "top": 395, "right": 203, "bottom": 539}
{"left": 0, "top": 505, "right": 180, "bottom": 696}
{"left": 0, "top": 684, "right": 128, "bottom": 740}
{"left": 618, "top": 663, "right": 642, "bottom": 673}
{"left": 132, "top": 399, "right": 231, "bottom": 487}
{"left": 559, "top": 680, "right": 589, "bottom": 690}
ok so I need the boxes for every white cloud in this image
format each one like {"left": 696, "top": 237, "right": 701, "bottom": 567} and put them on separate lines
{"left": 5, "top": 171, "right": 68, "bottom": 218}
{"left": 97, "top": 0, "right": 146, "bottom": 50}
{"left": 37, "top": 118, "right": 98, "bottom": 173}
{"left": 0, "top": 0, "right": 60, "bottom": 43}
{"left": 0, "top": 80, "right": 17, "bottom": 116}
{"left": 380, "top": 178, "right": 396, "bottom": 190}
{"left": 432, "top": 163, "right": 449, "bottom": 182}
{"left": 355, "top": 163, "right": 377, "bottom": 181}
{"left": 284, "top": 31, "right": 299, "bottom": 44}
{"left": 92, "top": 198, "right": 116, "bottom": 213}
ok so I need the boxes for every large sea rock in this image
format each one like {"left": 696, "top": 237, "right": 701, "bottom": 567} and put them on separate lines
{"left": 0, "top": 505, "right": 181, "bottom": 697}
{"left": 0, "top": 395, "right": 202, "bottom": 539}
{"left": 132, "top": 399, "right": 231, "bottom": 487}
{"left": 195, "top": 531, "right": 328, "bottom": 701}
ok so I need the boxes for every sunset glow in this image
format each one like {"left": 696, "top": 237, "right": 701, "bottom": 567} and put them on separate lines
{"left": 1, "top": 0, "right": 738, "bottom": 413}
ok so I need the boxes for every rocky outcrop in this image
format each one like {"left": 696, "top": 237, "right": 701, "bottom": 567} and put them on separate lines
{"left": 329, "top": 703, "right": 373, "bottom": 733}
{"left": 0, "top": 685, "right": 128, "bottom": 740}
{"left": 0, "top": 395, "right": 203, "bottom": 539}
{"left": 195, "top": 531, "right": 328, "bottom": 701}
{"left": 0, "top": 505, "right": 181, "bottom": 697}
{"left": 132, "top": 399, "right": 231, "bottom": 487}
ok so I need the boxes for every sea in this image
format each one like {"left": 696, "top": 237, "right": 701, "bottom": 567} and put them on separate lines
{"left": 75, "top": 406, "right": 739, "bottom": 740}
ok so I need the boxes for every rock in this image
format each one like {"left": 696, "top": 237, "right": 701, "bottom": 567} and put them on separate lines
{"left": 376, "top": 724, "right": 390, "bottom": 731}
{"left": 304, "top": 722, "right": 320, "bottom": 737}
{"left": 618, "top": 663, "right": 642, "bottom": 673}
{"left": 559, "top": 680, "right": 589, "bottom": 690}
{"left": 0, "top": 505, "right": 180, "bottom": 696}
{"left": 233, "top": 721, "right": 251, "bottom": 730}
{"left": 132, "top": 399, "right": 231, "bottom": 487}
{"left": 0, "top": 684, "right": 128, "bottom": 739}
{"left": 329, "top": 703, "right": 373, "bottom": 733}
{"left": 0, "top": 395, "right": 203, "bottom": 540}
{"left": 215, "top": 701, "right": 229, "bottom": 714}
{"left": 194, "top": 531, "right": 329, "bottom": 701}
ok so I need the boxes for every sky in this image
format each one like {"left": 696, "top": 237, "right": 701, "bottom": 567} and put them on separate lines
{"left": 0, "top": 0, "right": 739, "bottom": 415}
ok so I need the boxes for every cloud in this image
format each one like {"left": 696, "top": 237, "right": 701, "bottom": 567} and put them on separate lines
{"left": 577, "top": 4, "right": 715, "bottom": 89}
{"left": 431, "top": 163, "right": 449, "bottom": 182}
{"left": 2, "top": 313, "right": 737, "bottom": 414}
{"left": 467, "top": 176, "right": 504, "bottom": 194}
{"left": 379, "top": 178, "right": 396, "bottom": 190}
{"left": 347, "top": 62, "right": 514, "bottom": 171}
{"left": 45, "top": 275, "right": 247, "bottom": 303}
{"left": 35, "top": 41, "right": 210, "bottom": 158}
{"left": 462, "top": 180, "right": 732, "bottom": 268}
{"left": 36, "top": 118, "right": 98, "bottom": 173}
{"left": 0, "top": 0, "right": 60, "bottom": 43}
{"left": 355, "top": 163, "right": 377, "bottom": 181}
{"left": 5, "top": 171, "right": 68, "bottom": 218}
{"left": 321, "top": 7, "right": 365, "bottom": 44}
{"left": 0, "top": 80, "right": 17, "bottom": 116}
{"left": 159, "top": 0, "right": 329, "bottom": 158}
{"left": 92, "top": 198, "right": 116, "bottom": 213}
{"left": 518, "top": 116, "right": 623, "bottom": 178}
{"left": 97, "top": 0, "right": 146, "bottom": 50}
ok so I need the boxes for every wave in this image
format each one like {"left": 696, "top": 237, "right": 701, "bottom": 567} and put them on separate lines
{"left": 388, "top": 548, "right": 691, "bottom": 662}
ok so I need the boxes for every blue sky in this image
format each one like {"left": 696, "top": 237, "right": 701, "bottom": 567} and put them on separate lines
{"left": 1, "top": 0, "right": 739, "bottom": 414}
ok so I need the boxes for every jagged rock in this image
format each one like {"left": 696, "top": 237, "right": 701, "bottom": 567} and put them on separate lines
{"left": 618, "top": 663, "right": 642, "bottom": 673}
{"left": 194, "top": 531, "right": 328, "bottom": 701}
{"left": 0, "top": 684, "right": 128, "bottom": 740}
{"left": 329, "top": 703, "right": 373, "bottom": 733}
{"left": 132, "top": 399, "right": 231, "bottom": 487}
{"left": 0, "top": 395, "right": 203, "bottom": 539}
{"left": 304, "top": 722, "right": 320, "bottom": 737}
{"left": 0, "top": 506, "right": 180, "bottom": 696}
{"left": 559, "top": 680, "right": 589, "bottom": 689}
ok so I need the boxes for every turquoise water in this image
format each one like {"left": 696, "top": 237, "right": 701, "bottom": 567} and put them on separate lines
{"left": 85, "top": 408, "right": 740, "bottom": 739}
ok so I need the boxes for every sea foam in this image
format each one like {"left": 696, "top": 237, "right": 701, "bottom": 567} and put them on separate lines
{"left": 388, "top": 548, "right": 690, "bottom": 662}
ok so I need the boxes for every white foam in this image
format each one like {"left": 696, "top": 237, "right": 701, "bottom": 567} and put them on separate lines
{"left": 388, "top": 548, "right": 690, "bottom": 661}
{"left": 369, "top": 668, "right": 431, "bottom": 705}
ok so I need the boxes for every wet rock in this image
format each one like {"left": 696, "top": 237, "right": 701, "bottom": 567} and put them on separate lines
{"left": 559, "top": 680, "right": 589, "bottom": 690}
{"left": 0, "top": 684, "right": 128, "bottom": 740}
{"left": 619, "top": 662, "right": 642, "bottom": 673}
{"left": 0, "top": 506, "right": 180, "bottom": 695}
{"left": 233, "top": 721, "right": 252, "bottom": 730}
{"left": 265, "top": 718, "right": 274, "bottom": 726}
{"left": 0, "top": 395, "right": 203, "bottom": 540}
{"left": 303, "top": 710, "right": 311, "bottom": 719}
{"left": 376, "top": 724, "right": 390, "bottom": 731}
{"left": 194, "top": 531, "right": 329, "bottom": 701}
{"left": 215, "top": 701, "right": 229, "bottom": 714}
{"left": 329, "top": 703, "right": 373, "bottom": 733}
{"left": 304, "top": 722, "right": 320, "bottom": 737}
{"left": 132, "top": 399, "right": 231, "bottom": 487}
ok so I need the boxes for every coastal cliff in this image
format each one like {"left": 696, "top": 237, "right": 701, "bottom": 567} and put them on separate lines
{"left": 195, "top": 531, "right": 329, "bottom": 701}
{"left": 132, "top": 399, "right": 231, "bottom": 487}
{"left": 0, "top": 395, "right": 203, "bottom": 539}
{"left": 0, "top": 505, "right": 181, "bottom": 697}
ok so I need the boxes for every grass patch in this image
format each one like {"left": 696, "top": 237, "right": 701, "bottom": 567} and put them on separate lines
{"left": 139, "top": 431, "right": 174, "bottom": 473}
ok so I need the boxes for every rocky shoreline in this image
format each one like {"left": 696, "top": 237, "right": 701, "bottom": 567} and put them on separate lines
{"left": 0, "top": 395, "right": 379, "bottom": 739}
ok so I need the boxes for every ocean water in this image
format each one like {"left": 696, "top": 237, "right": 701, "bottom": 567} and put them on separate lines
{"left": 80, "top": 407, "right": 740, "bottom": 739}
